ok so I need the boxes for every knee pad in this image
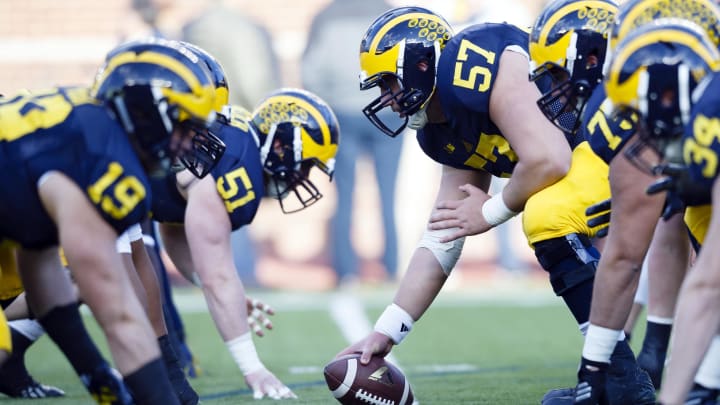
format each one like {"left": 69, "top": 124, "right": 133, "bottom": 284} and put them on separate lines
{"left": 535, "top": 233, "right": 598, "bottom": 296}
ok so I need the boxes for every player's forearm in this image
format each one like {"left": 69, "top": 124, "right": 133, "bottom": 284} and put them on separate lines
{"left": 660, "top": 275, "right": 720, "bottom": 404}
{"left": 502, "top": 158, "right": 567, "bottom": 212}
{"left": 393, "top": 248, "right": 448, "bottom": 321}
{"left": 158, "top": 224, "right": 197, "bottom": 282}
{"left": 201, "top": 270, "right": 251, "bottom": 341}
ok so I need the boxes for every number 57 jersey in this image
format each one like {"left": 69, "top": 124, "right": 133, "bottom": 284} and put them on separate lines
{"left": 418, "top": 23, "right": 532, "bottom": 178}
{"left": 0, "top": 87, "right": 151, "bottom": 249}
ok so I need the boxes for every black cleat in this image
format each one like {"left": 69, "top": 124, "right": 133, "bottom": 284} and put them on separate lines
{"left": 637, "top": 342, "right": 666, "bottom": 389}
{"left": 606, "top": 340, "right": 656, "bottom": 405}
{"left": 574, "top": 358, "right": 610, "bottom": 405}
{"left": 541, "top": 387, "right": 574, "bottom": 404}
{"left": 159, "top": 335, "right": 199, "bottom": 405}
{"left": 80, "top": 365, "right": 134, "bottom": 405}
{"left": 685, "top": 383, "right": 719, "bottom": 405}
{"left": 0, "top": 376, "right": 65, "bottom": 399}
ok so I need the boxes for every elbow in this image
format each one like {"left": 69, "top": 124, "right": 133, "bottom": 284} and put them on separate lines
{"left": 546, "top": 159, "right": 570, "bottom": 182}
{"left": 529, "top": 156, "right": 570, "bottom": 187}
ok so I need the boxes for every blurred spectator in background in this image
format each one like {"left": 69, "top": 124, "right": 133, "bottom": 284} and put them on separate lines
{"left": 302, "top": 0, "right": 402, "bottom": 288}
{"left": 182, "top": 0, "right": 282, "bottom": 288}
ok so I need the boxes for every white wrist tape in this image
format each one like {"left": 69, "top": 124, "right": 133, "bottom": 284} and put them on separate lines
{"left": 583, "top": 324, "right": 622, "bottom": 363}
{"left": 226, "top": 332, "right": 264, "bottom": 375}
{"left": 417, "top": 227, "right": 465, "bottom": 275}
{"left": 481, "top": 192, "right": 518, "bottom": 226}
{"left": 374, "top": 303, "right": 414, "bottom": 345}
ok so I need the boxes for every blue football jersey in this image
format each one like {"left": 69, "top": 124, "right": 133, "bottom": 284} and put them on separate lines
{"left": 0, "top": 87, "right": 151, "bottom": 249}
{"left": 151, "top": 106, "right": 264, "bottom": 230}
{"left": 417, "top": 23, "right": 533, "bottom": 178}
{"left": 582, "top": 86, "right": 638, "bottom": 165}
{"left": 684, "top": 74, "right": 720, "bottom": 194}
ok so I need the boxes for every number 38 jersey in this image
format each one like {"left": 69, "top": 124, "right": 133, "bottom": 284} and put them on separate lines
{"left": 418, "top": 23, "right": 532, "bottom": 178}
{"left": 150, "top": 106, "right": 265, "bottom": 230}
{"left": 0, "top": 87, "right": 151, "bottom": 249}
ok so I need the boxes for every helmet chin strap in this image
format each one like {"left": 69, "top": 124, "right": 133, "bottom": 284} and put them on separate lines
{"left": 407, "top": 106, "right": 428, "bottom": 130}
{"left": 259, "top": 123, "right": 276, "bottom": 166}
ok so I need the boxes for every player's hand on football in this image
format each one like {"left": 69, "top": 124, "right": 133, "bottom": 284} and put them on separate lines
{"left": 429, "top": 184, "right": 491, "bottom": 241}
{"left": 244, "top": 367, "right": 297, "bottom": 400}
{"left": 246, "top": 297, "right": 274, "bottom": 337}
{"left": 335, "top": 331, "right": 394, "bottom": 365}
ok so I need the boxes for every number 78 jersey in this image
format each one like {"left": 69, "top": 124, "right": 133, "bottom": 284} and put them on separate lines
{"left": 418, "top": 23, "right": 533, "bottom": 178}
{"left": 0, "top": 87, "right": 151, "bottom": 249}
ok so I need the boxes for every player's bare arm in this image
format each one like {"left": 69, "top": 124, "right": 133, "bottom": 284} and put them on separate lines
{"left": 661, "top": 178, "right": 720, "bottom": 404}
{"left": 37, "top": 172, "right": 158, "bottom": 373}
{"left": 589, "top": 142, "right": 665, "bottom": 330}
{"left": 490, "top": 50, "right": 571, "bottom": 211}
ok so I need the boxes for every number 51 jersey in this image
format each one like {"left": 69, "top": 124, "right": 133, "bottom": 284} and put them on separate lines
{"left": 0, "top": 87, "right": 151, "bottom": 249}
{"left": 150, "top": 106, "right": 265, "bottom": 230}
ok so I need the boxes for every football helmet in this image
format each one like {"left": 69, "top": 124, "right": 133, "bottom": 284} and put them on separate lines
{"left": 181, "top": 41, "right": 229, "bottom": 112}
{"left": 610, "top": 0, "right": 720, "bottom": 51}
{"left": 179, "top": 41, "right": 229, "bottom": 178}
{"left": 529, "top": 0, "right": 618, "bottom": 134}
{"left": 250, "top": 88, "right": 340, "bottom": 213}
{"left": 359, "top": 6, "right": 453, "bottom": 137}
{"left": 605, "top": 19, "right": 720, "bottom": 171}
{"left": 92, "top": 38, "right": 219, "bottom": 178}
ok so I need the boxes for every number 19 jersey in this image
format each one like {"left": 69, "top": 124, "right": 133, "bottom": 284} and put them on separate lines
{"left": 0, "top": 87, "right": 151, "bottom": 249}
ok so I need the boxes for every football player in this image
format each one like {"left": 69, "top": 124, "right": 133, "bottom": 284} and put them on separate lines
{"left": 0, "top": 244, "right": 68, "bottom": 399}
{"left": 526, "top": 1, "right": 658, "bottom": 403}
{"left": 335, "top": 5, "right": 638, "bottom": 400}
{"left": 611, "top": 27, "right": 720, "bottom": 403}
{"left": 0, "top": 38, "right": 219, "bottom": 404}
{"left": 658, "top": 71, "right": 720, "bottom": 404}
{"left": 130, "top": 40, "right": 338, "bottom": 399}
{"left": 584, "top": 0, "right": 720, "bottom": 392}
{"left": 575, "top": 19, "right": 720, "bottom": 404}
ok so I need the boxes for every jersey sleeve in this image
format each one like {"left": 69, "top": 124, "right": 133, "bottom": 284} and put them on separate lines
{"left": 210, "top": 118, "right": 265, "bottom": 230}
{"left": 583, "top": 87, "right": 638, "bottom": 165}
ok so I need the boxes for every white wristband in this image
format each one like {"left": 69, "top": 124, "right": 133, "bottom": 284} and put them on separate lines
{"left": 226, "top": 332, "right": 264, "bottom": 375}
{"left": 374, "top": 303, "right": 414, "bottom": 345}
{"left": 481, "top": 192, "right": 518, "bottom": 226}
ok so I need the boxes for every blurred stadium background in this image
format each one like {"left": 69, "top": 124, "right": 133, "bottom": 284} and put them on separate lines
{"left": 1, "top": 1, "right": 642, "bottom": 403}
{"left": 0, "top": 0, "right": 552, "bottom": 292}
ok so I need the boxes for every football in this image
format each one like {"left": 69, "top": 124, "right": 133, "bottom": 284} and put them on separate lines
{"left": 323, "top": 354, "right": 414, "bottom": 405}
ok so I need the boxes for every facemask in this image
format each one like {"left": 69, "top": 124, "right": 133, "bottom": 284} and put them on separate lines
{"left": 265, "top": 176, "right": 291, "bottom": 200}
